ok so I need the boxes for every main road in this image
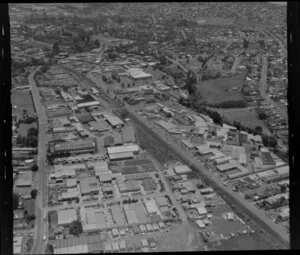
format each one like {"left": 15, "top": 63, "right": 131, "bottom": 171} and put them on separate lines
{"left": 29, "top": 67, "right": 49, "bottom": 255}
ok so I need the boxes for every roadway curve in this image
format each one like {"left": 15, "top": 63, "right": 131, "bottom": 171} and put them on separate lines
{"left": 29, "top": 67, "right": 49, "bottom": 255}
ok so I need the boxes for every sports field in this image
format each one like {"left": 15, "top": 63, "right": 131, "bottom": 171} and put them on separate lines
{"left": 212, "top": 107, "right": 271, "bottom": 135}
{"left": 197, "top": 75, "right": 246, "bottom": 105}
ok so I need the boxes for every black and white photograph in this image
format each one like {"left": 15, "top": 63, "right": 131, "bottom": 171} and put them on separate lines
{"left": 1, "top": 1, "right": 294, "bottom": 254}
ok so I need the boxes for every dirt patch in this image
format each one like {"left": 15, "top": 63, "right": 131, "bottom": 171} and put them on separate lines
{"left": 158, "top": 222, "right": 204, "bottom": 251}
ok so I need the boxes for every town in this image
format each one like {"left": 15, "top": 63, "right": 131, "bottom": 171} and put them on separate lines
{"left": 11, "top": 2, "right": 288, "bottom": 254}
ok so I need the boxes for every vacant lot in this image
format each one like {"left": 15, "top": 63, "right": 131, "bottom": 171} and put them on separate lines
{"left": 212, "top": 107, "right": 271, "bottom": 135}
{"left": 197, "top": 75, "right": 246, "bottom": 105}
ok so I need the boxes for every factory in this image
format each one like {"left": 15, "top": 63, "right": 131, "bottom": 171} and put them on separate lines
{"left": 107, "top": 145, "right": 140, "bottom": 161}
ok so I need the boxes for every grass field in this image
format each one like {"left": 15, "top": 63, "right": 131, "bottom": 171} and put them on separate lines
{"left": 18, "top": 123, "right": 37, "bottom": 137}
{"left": 212, "top": 107, "right": 271, "bottom": 135}
{"left": 197, "top": 75, "right": 246, "bottom": 105}
{"left": 11, "top": 91, "right": 35, "bottom": 117}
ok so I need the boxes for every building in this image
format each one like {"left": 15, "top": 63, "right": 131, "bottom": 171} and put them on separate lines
{"left": 79, "top": 177, "right": 99, "bottom": 196}
{"left": 103, "top": 113, "right": 124, "bottom": 128}
{"left": 173, "top": 164, "right": 192, "bottom": 175}
{"left": 144, "top": 199, "right": 160, "bottom": 215}
{"left": 57, "top": 209, "right": 77, "bottom": 226}
{"left": 127, "top": 68, "right": 152, "bottom": 80}
{"left": 217, "top": 162, "right": 237, "bottom": 172}
{"left": 77, "top": 101, "right": 100, "bottom": 109}
{"left": 107, "top": 145, "right": 139, "bottom": 158}
{"left": 52, "top": 140, "right": 96, "bottom": 155}
{"left": 199, "top": 187, "right": 214, "bottom": 195}
{"left": 89, "top": 121, "right": 110, "bottom": 132}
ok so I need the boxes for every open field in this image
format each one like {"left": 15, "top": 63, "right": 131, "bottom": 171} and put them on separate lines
{"left": 158, "top": 222, "right": 204, "bottom": 251}
{"left": 196, "top": 75, "right": 246, "bottom": 105}
{"left": 12, "top": 91, "right": 35, "bottom": 117}
{"left": 196, "top": 17, "right": 234, "bottom": 26}
{"left": 211, "top": 107, "right": 271, "bottom": 135}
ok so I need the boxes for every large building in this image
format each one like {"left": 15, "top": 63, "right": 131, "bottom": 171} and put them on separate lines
{"left": 52, "top": 140, "right": 96, "bottom": 155}
{"left": 127, "top": 68, "right": 152, "bottom": 80}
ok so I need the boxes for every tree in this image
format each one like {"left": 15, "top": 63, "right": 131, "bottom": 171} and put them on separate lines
{"left": 31, "top": 189, "right": 38, "bottom": 199}
{"left": 255, "top": 126, "right": 262, "bottom": 134}
{"left": 13, "top": 193, "right": 20, "bottom": 210}
{"left": 243, "top": 38, "right": 249, "bottom": 49}
{"left": 31, "top": 164, "right": 39, "bottom": 172}
{"left": 258, "top": 112, "right": 267, "bottom": 120}
{"left": 27, "top": 127, "right": 38, "bottom": 137}
{"left": 52, "top": 42, "right": 60, "bottom": 54}
{"left": 211, "top": 111, "right": 223, "bottom": 126}
{"left": 120, "top": 109, "right": 128, "bottom": 119}
{"left": 69, "top": 220, "right": 83, "bottom": 236}
{"left": 94, "top": 39, "right": 100, "bottom": 48}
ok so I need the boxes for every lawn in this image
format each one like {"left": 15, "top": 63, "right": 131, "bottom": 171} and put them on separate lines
{"left": 212, "top": 107, "right": 271, "bottom": 135}
{"left": 197, "top": 75, "right": 246, "bottom": 105}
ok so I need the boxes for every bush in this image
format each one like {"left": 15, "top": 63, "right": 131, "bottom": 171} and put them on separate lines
{"left": 31, "top": 189, "right": 38, "bottom": 199}
{"left": 31, "top": 164, "right": 38, "bottom": 172}
{"left": 69, "top": 220, "right": 83, "bottom": 236}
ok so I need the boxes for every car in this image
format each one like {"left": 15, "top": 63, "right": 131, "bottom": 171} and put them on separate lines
{"left": 43, "top": 235, "right": 46, "bottom": 241}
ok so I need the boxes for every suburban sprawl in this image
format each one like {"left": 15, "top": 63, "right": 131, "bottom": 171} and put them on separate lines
{"left": 10, "top": 2, "right": 289, "bottom": 254}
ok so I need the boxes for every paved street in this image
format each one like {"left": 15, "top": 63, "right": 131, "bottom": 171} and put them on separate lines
{"left": 28, "top": 67, "right": 49, "bottom": 255}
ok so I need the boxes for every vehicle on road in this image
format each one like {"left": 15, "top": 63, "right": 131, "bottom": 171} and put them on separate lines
{"left": 43, "top": 235, "right": 46, "bottom": 241}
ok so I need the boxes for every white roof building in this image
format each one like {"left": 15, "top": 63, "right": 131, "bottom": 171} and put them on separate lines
{"left": 57, "top": 209, "right": 77, "bottom": 225}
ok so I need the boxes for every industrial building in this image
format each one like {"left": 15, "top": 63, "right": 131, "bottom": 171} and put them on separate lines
{"left": 127, "top": 68, "right": 152, "bottom": 80}
{"left": 79, "top": 177, "right": 99, "bottom": 196}
{"left": 52, "top": 140, "right": 96, "bottom": 155}
{"left": 173, "top": 163, "right": 192, "bottom": 175}
{"left": 89, "top": 121, "right": 110, "bottom": 132}
{"left": 107, "top": 145, "right": 139, "bottom": 161}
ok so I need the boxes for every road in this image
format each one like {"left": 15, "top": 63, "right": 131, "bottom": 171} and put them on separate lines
{"left": 231, "top": 56, "right": 242, "bottom": 74}
{"left": 29, "top": 67, "right": 49, "bottom": 255}
{"left": 124, "top": 105, "right": 289, "bottom": 248}
{"left": 165, "top": 56, "right": 189, "bottom": 74}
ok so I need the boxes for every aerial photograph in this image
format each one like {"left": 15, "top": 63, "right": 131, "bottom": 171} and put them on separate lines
{"left": 10, "top": 2, "right": 289, "bottom": 254}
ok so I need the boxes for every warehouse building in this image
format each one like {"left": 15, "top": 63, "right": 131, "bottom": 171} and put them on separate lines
{"left": 107, "top": 145, "right": 139, "bottom": 160}
{"left": 127, "top": 68, "right": 152, "bottom": 80}
{"left": 79, "top": 177, "right": 99, "bottom": 196}
{"left": 52, "top": 140, "right": 96, "bottom": 155}
{"left": 214, "top": 156, "right": 232, "bottom": 165}
{"left": 89, "top": 121, "right": 110, "bottom": 132}
{"left": 173, "top": 163, "right": 192, "bottom": 175}
{"left": 217, "top": 162, "right": 237, "bottom": 172}
{"left": 103, "top": 113, "right": 124, "bottom": 128}
{"left": 144, "top": 199, "right": 160, "bottom": 215}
